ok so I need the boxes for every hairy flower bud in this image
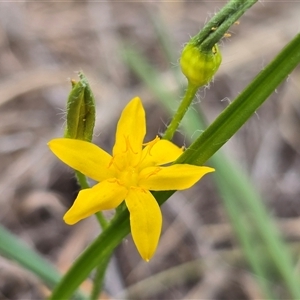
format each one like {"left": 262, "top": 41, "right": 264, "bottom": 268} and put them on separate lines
{"left": 64, "top": 72, "right": 95, "bottom": 142}
{"left": 180, "top": 43, "right": 222, "bottom": 87}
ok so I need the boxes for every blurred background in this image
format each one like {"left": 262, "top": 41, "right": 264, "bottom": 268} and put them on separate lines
{"left": 0, "top": 1, "right": 300, "bottom": 299}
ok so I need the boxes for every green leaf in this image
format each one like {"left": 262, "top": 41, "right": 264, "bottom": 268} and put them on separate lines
{"left": 0, "top": 225, "right": 86, "bottom": 299}
{"left": 214, "top": 153, "right": 300, "bottom": 298}
{"left": 49, "top": 213, "right": 130, "bottom": 299}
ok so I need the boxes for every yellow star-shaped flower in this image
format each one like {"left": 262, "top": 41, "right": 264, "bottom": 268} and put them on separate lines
{"left": 48, "top": 97, "right": 214, "bottom": 261}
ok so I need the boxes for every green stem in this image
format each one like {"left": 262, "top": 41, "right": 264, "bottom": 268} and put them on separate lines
{"left": 75, "top": 170, "right": 109, "bottom": 299}
{"left": 49, "top": 214, "right": 129, "bottom": 300}
{"left": 75, "top": 170, "right": 108, "bottom": 229}
{"left": 194, "top": 0, "right": 258, "bottom": 51}
{"left": 90, "top": 253, "right": 111, "bottom": 300}
{"left": 95, "top": 212, "right": 108, "bottom": 229}
{"left": 75, "top": 170, "right": 90, "bottom": 189}
{"left": 90, "top": 211, "right": 109, "bottom": 300}
{"left": 162, "top": 81, "right": 198, "bottom": 140}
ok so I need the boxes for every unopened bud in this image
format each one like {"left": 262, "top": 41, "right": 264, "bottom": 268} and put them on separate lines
{"left": 180, "top": 43, "right": 222, "bottom": 87}
{"left": 64, "top": 72, "right": 95, "bottom": 142}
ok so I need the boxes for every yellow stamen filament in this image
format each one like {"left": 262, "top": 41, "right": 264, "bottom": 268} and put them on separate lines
{"left": 109, "top": 155, "right": 124, "bottom": 172}
{"left": 124, "top": 135, "right": 138, "bottom": 154}
{"left": 138, "top": 136, "right": 160, "bottom": 167}
{"left": 143, "top": 167, "right": 161, "bottom": 180}
{"left": 143, "top": 136, "right": 160, "bottom": 156}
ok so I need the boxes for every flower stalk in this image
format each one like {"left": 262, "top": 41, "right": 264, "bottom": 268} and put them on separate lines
{"left": 164, "top": 41, "right": 221, "bottom": 140}
{"left": 163, "top": 0, "right": 258, "bottom": 139}
{"left": 194, "top": 0, "right": 258, "bottom": 52}
{"left": 162, "top": 82, "right": 198, "bottom": 140}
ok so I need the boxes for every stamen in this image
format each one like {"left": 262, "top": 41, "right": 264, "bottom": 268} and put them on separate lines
{"left": 124, "top": 135, "right": 138, "bottom": 154}
{"left": 143, "top": 135, "right": 160, "bottom": 157}
{"left": 108, "top": 157, "right": 114, "bottom": 168}
{"left": 130, "top": 186, "right": 147, "bottom": 193}
{"left": 108, "top": 178, "right": 124, "bottom": 187}
{"left": 109, "top": 156, "right": 122, "bottom": 171}
{"left": 143, "top": 167, "right": 161, "bottom": 180}
{"left": 107, "top": 178, "right": 118, "bottom": 183}
{"left": 138, "top": 136, "right": 160, "bottom": 166}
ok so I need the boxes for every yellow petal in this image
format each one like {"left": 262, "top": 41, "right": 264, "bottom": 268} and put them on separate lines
{"left": 125, "top": 188, "right": 162, "bottom": 261}
{"left": 140, "top": 139, "right": 183, "bottom": 168}
{"left": 64, "top": 179, "right": 128, "bottom": 225}
{"left": 48, "top": 138, "right": 116, "bottom": 182}
{"left": 112, "top": 97, "right": 146, "bottom": 161}
{"left": 139, "top": 165, "right": 214, "bottom": 191}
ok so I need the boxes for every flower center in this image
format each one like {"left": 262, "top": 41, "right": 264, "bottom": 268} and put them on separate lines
{"left": 110, "top": 136, "right": 162, "bottom": 188}
{"left": 109, "top": 152, "right": 141, "bottom": 188}
{"left": 119, "top": 166, "right": 139, "bottom": 187}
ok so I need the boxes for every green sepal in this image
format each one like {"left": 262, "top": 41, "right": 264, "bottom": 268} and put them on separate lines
{"left": 180, "top": 42, "right": 222, "bottom": 87}
{"left": 64, "top": 72, "right": 96, "bottom": 142}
